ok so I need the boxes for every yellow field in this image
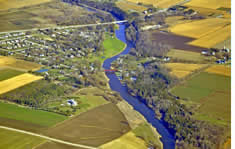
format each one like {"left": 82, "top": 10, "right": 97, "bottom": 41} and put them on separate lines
{"left": 205, "top": 65, "right": 231, "bottom": 77}
{"left": 0, "top": 73, "right": 43, "bottom": 95}
{"left": 116, "top": 1, "right": 147, "bottom": 12}
{"left": 126, "top": 0, "right": 184, "bottom": 8}
{"left": 189, "top": 24, "right": 231, "bottom": 48}
{"left": 100, "top": 132, "right": 147, "bottom": 149}
{"left": 0, "top": 0, "right": 52, "bottom": 10}
{"left": 0, "top": 56, "right": 41, "bottom": 71}
{"left": 165, "top": 63, "right": 206, "bottom": 78}
{"left": 184, "top": 0, "right": 231, "bottom": 9}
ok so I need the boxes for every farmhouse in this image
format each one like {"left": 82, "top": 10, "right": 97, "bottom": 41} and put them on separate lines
{"left": 67, "top": 99, "right": 77, "bottom": 106}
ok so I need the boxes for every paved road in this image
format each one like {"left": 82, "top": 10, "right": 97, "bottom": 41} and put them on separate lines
{"left": 0, "top": 126, "right": 98, "bottom": 149}
{"left": 0, "top": 20, "right": 128, "bottom": 34}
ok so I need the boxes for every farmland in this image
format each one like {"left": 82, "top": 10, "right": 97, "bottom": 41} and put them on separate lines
{"left": 116, "top": 1, "right": 147, "bottom": 12}
{"left": 165, "top": 63, "right": 206, "bottom": 78}
{"left": 184, "top": 0, "right": 231, "bottom": 9}
{"left": 126, "top": 0, "right": 185, "bottom": 8}
{"left": 0, "top": 128, "right": 45, "bottom": 149}
{"left": 171, "top": 72, "right": 231, "bottom": 126}
{"left": 0, "top": 68, "right": 23, "bottom": 81}
{"left": 0, "top": 56, "right": 41, "bottom": 71}
{"left": 0, "top": 73, "right": 43, "bottom": 95}
{"left": 205, "top": 65, "right": 231, "bottom": 77}
{"left": 37, "top": 142, "right": 82, "bottom": 149}
{"left": 45, "top": 103, "right": 130, "bottom": 147}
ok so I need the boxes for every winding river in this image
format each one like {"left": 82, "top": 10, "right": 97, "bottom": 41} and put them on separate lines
{"left": 102, "top": 23, "right": 175, "bottom": 149}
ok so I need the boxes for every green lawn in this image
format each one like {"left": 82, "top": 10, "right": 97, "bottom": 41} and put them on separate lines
{"left": 0, "top": 68, "right": 24, "bottom": 81}
{"left": 0, "top": 128, "right": 45, "bottom": 149}
{"left": 171, "top": 72, "right": 231, "bottom": 126}
{"left": 0, "top": 102, "right": 67, "bottom": 127}
{"left": 88, "top": 33, "right": 126, "bottom": 63}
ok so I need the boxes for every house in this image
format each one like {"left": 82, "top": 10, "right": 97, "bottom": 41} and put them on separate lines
{"left": 163, "top": 57, "right": 171, "bottom": 61}
{"left": 201, "top": 50, "right": 208, "bottom": 55}
{"left": 67, "top": 99, "right": 77, "bottom": 106}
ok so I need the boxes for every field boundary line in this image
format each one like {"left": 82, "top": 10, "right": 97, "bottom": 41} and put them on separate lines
{"left": 0, "top": 125, "right": 98, "bottom": 149}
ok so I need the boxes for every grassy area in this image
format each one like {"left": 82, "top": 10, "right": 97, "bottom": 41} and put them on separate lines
{"left": 89, "top": 33, "right": 126, "bottom": 63}
{"left": 133, "top": 122, "right": 162, "bottom": 148}
{"left": 0, "top": 102, "right": 67, "bottom": 127}
{"left": 126, "top": 0, "right": 184, "bottom": 8}
{"left": 116, "top": 0, "right": 147, "bottom": 13}
{"left": 184, "top": 0, "right": 231, "bottom": 9}
{"left": 0, "top": 68, "right": 24, "bottom": 81}
{"left": 171, "top": 72, "right": 231, "bottom": 126}
{"left": 0, "top": 128, "right": 45, "bottom": 149}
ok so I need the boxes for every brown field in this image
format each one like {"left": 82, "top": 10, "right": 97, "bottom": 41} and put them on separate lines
{"left": 165, "top": 16, "right": 192, "bottom": 27}
{"left": 151, "top": 31, "right": 206, "bottom": 52}
{"left": 36, "top": 142, "right": 83, "bottom": 149}
{"left": 214, "top": 37, "right": 231, "bottom": 49}
{"left": 126, "top": 0, "right": 184, "bottom": 8}
{"left": 165, "top": 63, "right": 206, "bottom": 78}
{"left": 0, "top": 73, "right": 43, "bottom": 95}
{"left": 100, "top": 131, "right": 147, "bottom": 149}
{"left": 116, "top": 1, "right": 147, "bottom": 12}
{"left": 205, "top": 65, "right": 231, "bottom": 77}
{"left": 44, "top": 103, "right": 130, "bottom": 147}
{"left": 184, "top": 0, "right": 231, "bottom": 9}
{"left": 0, "top": 0, "right": 52, "bottom": 10}
{"left": 0, "top": 56, "right": 41, "bottom": 71}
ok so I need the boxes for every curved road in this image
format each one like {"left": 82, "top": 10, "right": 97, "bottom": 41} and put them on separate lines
{"left": 0, "top": 126, "right": 98, "bottom": 149}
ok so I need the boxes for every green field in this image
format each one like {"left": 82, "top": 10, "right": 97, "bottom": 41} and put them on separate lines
{"left": 0, "top": 102, "right": 67, "bottom": 127}
{"left": 89, "top": 33, "right": 126, "bottom": 62}
{"left": 0, "top": 128, "right": 45, "bottom": 149}
{"left": 171, "top": 72, "right": 231, "bottom": 126}
{"left": 0, "top": 68, "right": 24, "bottom": 81}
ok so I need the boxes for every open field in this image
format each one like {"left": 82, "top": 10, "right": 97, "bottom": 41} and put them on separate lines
{"left": 0, "top": 0, "right": 51, "bottom": 10}
{"left": 165, "top": 63, "right": 206, "bottom": 78}
{"left": 151, "top": 31, "right": 206, "bottom": 52}
{"left": 0, "top": 68, "right": 23, "bottom": 81}
{"left": 116, "top": 1, "right": 147, "bottom": 12}
{"left": 37, "top": 142, "right": 83, "bottom": 149}
{"left": 126, "top": 0, "right": 184, "bottom": 8}
{"left": 0, "top": 102, "right": 67, "bottom": 127}
{"left": 0, "top": 73, "right": 43, "bottom": 95}
{"left": 100, "top": 131, "right": 147, "bottom": 149}
{"left": 171, "top": 72, "right": 230, "bottom": 126}
{"left": 0, "top": 128, "right": 45, "bottom": 149}
{"left": 184, "top": 0, "right": 231, "bottom": 9}
{"left": 205, "top": 65, "right": 231, "bottom": 77}
{"left": 45, "top": 103, "right": 130, "bottom": 147}
{"left": 165, "top": 16, "right": 192, "bottom": 27}
{"left": 167, "top": 49, "right": 214, "bottom": 63}
{"left": 0, "top": 56, "right": 41, "bottom": 71}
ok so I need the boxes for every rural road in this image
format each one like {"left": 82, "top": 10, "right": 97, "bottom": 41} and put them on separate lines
{"left": 0, "top": 20, "right": 128, "bottom": 34}
{"left": 0, "top": 126, "right": 98, "bottom": 149}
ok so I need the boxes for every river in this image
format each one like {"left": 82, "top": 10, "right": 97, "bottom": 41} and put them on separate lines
{"left": 102, "top": 23, "right": 175, "bottom": 149}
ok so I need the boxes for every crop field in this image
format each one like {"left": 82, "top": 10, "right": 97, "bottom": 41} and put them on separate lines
{"left": 0, "top": 0, "right": 52, "bottom": 10}
{"left": 184, "top": 0, "right": 231, "bottom": 9}
{"left": 126, "top": 0, "right": 184, "bottom": 8}
{"left": 167, "top": 49, "right": 214, "bottom": 62}
{"left": 205, "top": 65, "right": 231, "bottom": 77}
{"left": 0, "top": 128, "right": 45, "bottom": 149}
{"left": 45, "top": 103, "right": 130, "bottom": 147}
{"left": 165, "top": 63, "right": 206, "bottom": 78}
{"left": 0, "top": 68, "right": 23, "bottom": 81}
{"left": 37, "top": 142, "right": 82, "bottom": 149}
{"left": 116, "top": 1, "right": 147, "bottom": 12}
{"left": 100, "top": 131, "right": 147, "bottom": 149}
{"left": 0, "top": 102, "right": 67, "bottom": 128}
{"left": 171, "top": 72, "right": 231, "bottom": 126}
{"left": 150, "top": 31, "right": 205, "bottom": 52}
{"left": 165, "top": 16, "right": 192, "bottom": 27}
{"left": 0, "top": 56, "right": 41, "bottom": 71}
{"left": 0, "top": 73, "right": 43, "bottom": 95}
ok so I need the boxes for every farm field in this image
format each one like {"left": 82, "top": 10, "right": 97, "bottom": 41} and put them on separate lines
{"left": 0, "top": 128, "right": 45, "bottom": 149}
{"left": 184, "top": 0, "right": 231, "bottom": 9}
{"left": 0, "top": 68, "right": 23, "bottom": 81}
{"left": 171, "top": 72, "right": 231, "bottom": 126}
{"left": 116, "top": 1, "right": 147, "bottom": 12}
{"left": 0, "top": 73, "right": 43, "bottom": 95}
{"left": 150, "top": 31, "right": 205, "bottom": 52}
{"left": 205, "top": 65, "right": 231, "bottom": 77}
{"left": 126, "top": 0, "right": 184, "bottom": 8}
{"left": 0, "top": 102, "right": 67, "bottom": 128}
{"left": 100, "top": 131, "right": 147, "bottom": 149}
{"left": 45, "top": 103, "right": 130, "bottom": 147}
{"left": 36, "top": 142, "right": 83, "bottom": 149}
{"left": 165, "top": 63, "right": 206, "bottom": 78}
{"left": 0, "top": 56, "right": 41, "bottom": 71}
{"left": 167, "top": 49, "right": 214, "bottom": 63}
{"left": 0, "top": 0, "right": 52, "bottom": 10}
